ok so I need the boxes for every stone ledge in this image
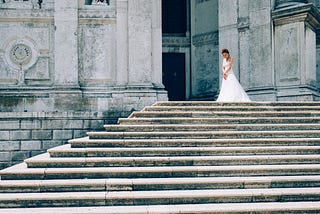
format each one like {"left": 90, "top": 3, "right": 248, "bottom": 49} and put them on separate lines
{"left": 0, "top": 202, "right": 320, "bottom": 214}
{"left": 68, "top": 137, "right": 320, "bottom": 148}
{"left": 2, "top": 163, "right": 320, "bottom": 180}
{"left": 0, "top": 112, "right": 106, "bottom": 120}
{"left": 48, "top": 144, "right": 320, "bottom": 158}
{"left": 0, "top": 188, "right": 320, "bottom": 208}
{"left": 1, "top": 175, "right": 320, "bottom": 193}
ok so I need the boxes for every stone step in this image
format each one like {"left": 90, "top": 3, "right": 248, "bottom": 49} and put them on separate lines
{"left": 1, "top": 202, "right": 320, "bottom": 214}
{"left": 1, "top": 176, "right": 320, "bottom": 193}
{"left": 118, "top": 116, "right": 320, "bottom": 125}
{"left": 104, "top": 123, "right": 320, "bottom": 132}
{"left": 25, "top": 153, "right": 320, "bottom": 168}
{"left": 0, "top": 188, "right": 320, "bottom": 208}
{"left": 129, "top": 111, "right": 320, "bottom": 118}
{"left": 153, "top": 101, "right": 320, "bottom": 107}
{"left": 87, "top": 130, "right": 320, "bottom": 139}
{"left": 1, "top": 163, "right": 320, "bottom": 180}
{"left": 48, "top": 144, "right": 320, "bottom": 158}
{"left": 143, "top": 105, "right": 320, "bottom": 112}
{"left": 1, "top": 101, "right": 320, "bottom": 212}
{"left": 69, "top": 137, "right": 320, "bottom": 148}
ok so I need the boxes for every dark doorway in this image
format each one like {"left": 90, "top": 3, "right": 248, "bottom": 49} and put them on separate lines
{"left": 162, "top": 53, "right": 186, "bottom": 101}
{"left": 162, "top": 0, "right": 187, "bottom": 35}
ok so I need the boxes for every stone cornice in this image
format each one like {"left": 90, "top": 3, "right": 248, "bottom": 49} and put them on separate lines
{"left": 274, "top": 0, "right": 308, "bottom": 10}
{"left": 0, "top": 9, "right": 53, "bottom": 20}
{"left": 162, "top": 36, "right": 191, "bottom": 47}
{"left": 273, "top": 3, "right": 320, "bottom": 30}
{"left": 192, "top": 31, "right": 218, "bottom": 47}
{"left": 78, "top": 8, "right": 116, "bottom": 19}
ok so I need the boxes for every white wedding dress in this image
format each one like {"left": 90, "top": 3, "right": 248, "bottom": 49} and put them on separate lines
{"left": 217, "top": 58, "right": 251, "bottom": 102}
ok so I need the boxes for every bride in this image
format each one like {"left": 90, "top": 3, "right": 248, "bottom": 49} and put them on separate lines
{"left": 217, "top": 48, "right": 251, "bottom": 102}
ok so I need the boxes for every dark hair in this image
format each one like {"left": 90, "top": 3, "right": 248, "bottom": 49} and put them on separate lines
{"left": 221, "top": 48, "right": 229, "bottom": 54}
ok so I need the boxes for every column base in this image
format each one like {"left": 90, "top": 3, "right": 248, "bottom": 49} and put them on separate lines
{"left": 247, "top": 87, "right": 278, "bottom": 101}
{"left": 276, "top": 85, "right": 320, "bottom": 101}
{"left": 0, "top": 84, "right": 168, "bottom": 113}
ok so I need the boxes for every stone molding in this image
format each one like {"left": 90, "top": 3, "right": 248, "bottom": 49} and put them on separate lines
{"left": 275, "top": 0, "right": 308, "bottom": 10}
{"left": 78, "top": 9, "right": 116, "bottom": 19}
{"left": 162, "top": 36, "right": 191, "bottom": 47}
{"left": 238, "top": 17, "right": 250, "bottom": 31}
{"left": 273, "top": 3, "right": 320, "bottom": 31}
{"left": 0, "top": 9, "right": 53, "bottom": 20}
{"left": 192, "top": 31, "right": 218, "bottom": 47}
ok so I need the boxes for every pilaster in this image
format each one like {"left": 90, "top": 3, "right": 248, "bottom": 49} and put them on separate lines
{"left": 273, "top": 2, "right": 320, "bottom": 100}
{"left": 53, "top": 0, "right": 80, "bottom": 91}
{"left": 52, "top": 0, "right": 81, "bottom": 110}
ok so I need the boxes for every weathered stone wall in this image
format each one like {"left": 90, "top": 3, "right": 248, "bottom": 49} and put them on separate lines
{"left": 0, "top": 1, "right": 167, "bottom": 170}
{"left": 191, "top": 0, "right": 219, "bottom": 100}
{"left": 218, "top": 0, "right": 320, "bottom": 101}
{"left": 0, "top": 111, "right": 128, "bottom": 169}
{"left": 0, "top": 1, "right": 54, "bottom": 88}
{"left": 219, "top": 0, "right": 276, "bottom": 101}
{"left": 273, "top": 0, "right": 320, "bottom": 100}
{"left": 0, "top": 0, "right": 167, "bottom": 113}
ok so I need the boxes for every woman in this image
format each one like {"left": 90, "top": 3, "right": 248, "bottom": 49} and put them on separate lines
{"left": 217, "top": 49, "right": 251, "bottom": 102}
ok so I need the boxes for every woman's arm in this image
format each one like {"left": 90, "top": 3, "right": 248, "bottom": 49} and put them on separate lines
{"left": 224, "top": 58, "right": 233, "bottom": 74}
{"left": 223, "top": 58, "right": 233, "bottom": 80}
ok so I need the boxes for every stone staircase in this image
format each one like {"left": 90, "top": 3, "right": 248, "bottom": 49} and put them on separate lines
{"left": 0, "top": 101, "right": 320, "bottom": 213}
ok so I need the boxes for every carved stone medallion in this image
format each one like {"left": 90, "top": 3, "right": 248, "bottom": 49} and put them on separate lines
{"left": 4, "top": 39, "right": 38, "bottom": 70}
{"left": 10, "top": 43, "right": 32, "bottom": 65}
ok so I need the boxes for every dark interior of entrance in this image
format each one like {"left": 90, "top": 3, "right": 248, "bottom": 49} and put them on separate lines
{"left": 162, "top": 53, "right": 186, "bottom": 101}
{"left": 162, "top": 0, "right": 188, "bottom": 101}
{"left": 162, "top": 0, "right": 187, "bottom": 35}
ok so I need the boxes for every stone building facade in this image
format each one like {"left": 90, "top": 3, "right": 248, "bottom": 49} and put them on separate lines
{"left": 0, "top": 0, "right": 167, "bottom": 168}
{"left": 1, "top": 0, "right": 320, "bottom": 110}
{"left": 0, "top": 0, "right": 320, "bottom": 168}
{"left": 0, "top": 0, "right": 167, "bottom": 113}
{"left": 163, "top": 0, "right": 320, "bottom": 101}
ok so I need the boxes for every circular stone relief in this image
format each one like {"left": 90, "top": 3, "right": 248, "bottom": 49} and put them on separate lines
{"left": 4, "top": 39, "right": 38, "bottom": 70}
{"left": 10, "top": 44, "right": 33, "bottom": 65}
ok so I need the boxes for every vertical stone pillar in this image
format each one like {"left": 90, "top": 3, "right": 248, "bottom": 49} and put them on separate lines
{"left": 246, "top": 0, "right": 275, "bottom": 101}
{"left": 54, "top": 0, "right": 79, "bottom": 90}
{"left": 151, "top": 0, "right": 163, "bottom": 87}
{"left": 273, "top": 2, "right": 320, "bottom": 100}
{"left": 53, "top": 1, "right": 81, "bottom": 110}
{"left": 218, "top": 0, "right": 239, "bottom": 79}
{"left": 127, "top": 0, "right": 153, "bottom": 87}
{"left": 114, "top": 0, "right": 167, "bottom": 109}
{"left": 238, "top": 0, "right": 250, "bottom": 89}
{"left": 116, "top": 0, "right": 129, "bottom": 86}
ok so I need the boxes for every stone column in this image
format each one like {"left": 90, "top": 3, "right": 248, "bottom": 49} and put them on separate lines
{"left": 127, "top": 0, "right": 153, "bottom": 87}
{"left": 53, "top": 0, "right": 81, "bottom": 110}
{"left": 53, "top": 0, "right": 79, "bottom": 90}
{"left": 273, "top": 1, "right": 320, "bottom": 100}
{"left": 246, "top": 0, "right": 275, "bottom": 101}
{"left": 116, "top": 0, "right": 129, "bottom": 86}
{"left": 113, "top": 0, "right": 167, "bottom": 110}
{"left": 151, "top": 0, "right": 163, "bottom": 87}
{"left": 218, "top": 0, "right": 239, "bottom": 80}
